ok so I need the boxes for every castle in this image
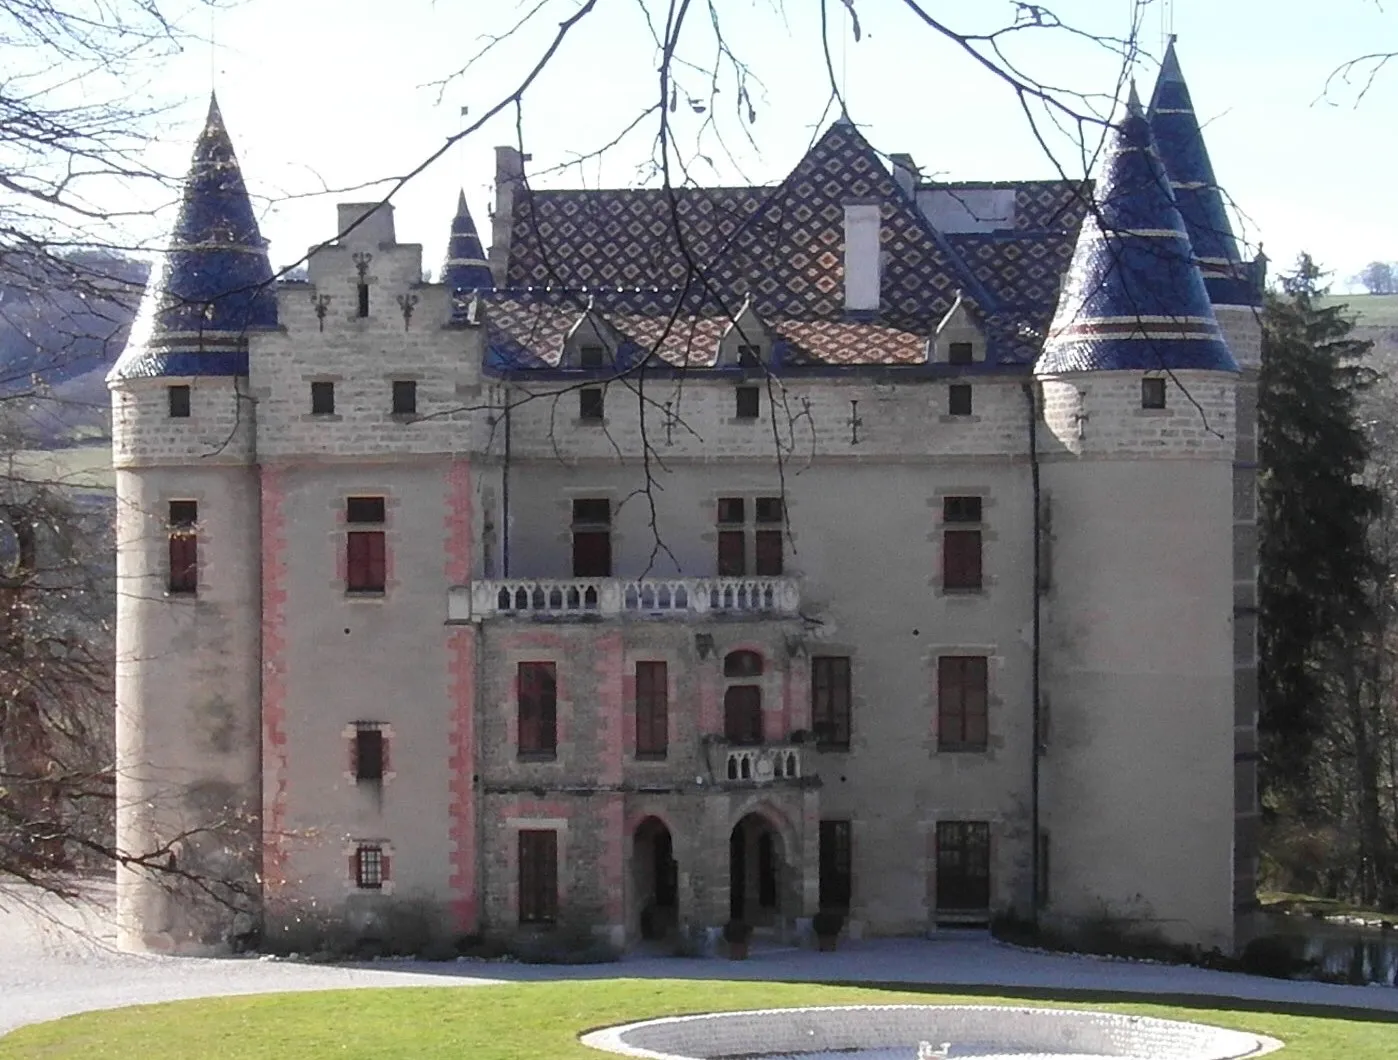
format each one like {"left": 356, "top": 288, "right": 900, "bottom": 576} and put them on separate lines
{"left": 110, "top": 42, "right": 1264, "bottom": 955}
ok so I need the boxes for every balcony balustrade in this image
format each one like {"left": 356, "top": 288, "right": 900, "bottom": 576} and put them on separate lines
{"left": 721, "top": 743, "right": 804, "bottom": 785}
{"left": 449, "top": 575, "right": 800, "bottom": 622}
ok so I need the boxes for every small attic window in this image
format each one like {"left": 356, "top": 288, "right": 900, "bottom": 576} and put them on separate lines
{"left": 1142, "top": 377, "right": 1167, "bottom": 410}
{"left": 168, "top": 385, "right": 191, "bottom": 418}
{"left": 579, "top": 345, "right": 606, "bottom": 369}
{"left": 737, "top": 344, "right": 762, "bottom": 369}
{"left": 948, "top": 342, "right": 974, "bottom": 366}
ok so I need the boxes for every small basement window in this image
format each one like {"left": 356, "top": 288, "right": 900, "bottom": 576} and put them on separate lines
{"left": 579, "top": 387, "right": 604, "bottom": 422}
{"left": 311, "top": 381, "right": 335, "bottom": 415}
{"left": 1142, "top": 377, "right": 1167, "bottom": 409}
{"left": 735, "top": 386, "right": 760, "bottom": 419}
{"left": 392, "top": 380, "right": 417, "bottom": 416}
{"left": 168, "top": 385, "right": 191, "bottom": 418}
{"left": 948, "top": 384, "right": 973, "bottom": 417}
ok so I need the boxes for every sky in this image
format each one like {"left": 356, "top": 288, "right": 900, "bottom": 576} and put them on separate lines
{"left": 120, "top": 0, "right": 1398, "bottom": 291}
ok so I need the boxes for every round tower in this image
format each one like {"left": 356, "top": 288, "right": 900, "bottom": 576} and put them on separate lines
{"left": 109, "top": 94, "right": 274, "bottom": 953}
{"left": 1148, "top": 38, "right": 1266, "bottom": 923}
{"left": 1034, "top": 89, "right": 1239, "bottom": 951}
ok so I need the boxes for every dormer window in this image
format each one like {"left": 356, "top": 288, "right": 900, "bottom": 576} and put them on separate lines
{"left": 720, "top": 296, "right": 773, "bottom": 368}
{"left": 948, "top": 342, "right": 974, "bottom": 366}
{"left": 579, "top": 344, "right": 606, "bottom": 369}
{"left": 738, "top": 345, "right": 762, "bottom": 369}
{"left": 933, "top": 294, "right": 985, "bottom": 365}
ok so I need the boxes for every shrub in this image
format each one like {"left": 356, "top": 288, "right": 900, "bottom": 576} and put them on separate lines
{"left": 510, "top": 929, "right": 621, "bottom": 965}
{"left": 1240, "top": 935, "right": 1302, "bottom": 979}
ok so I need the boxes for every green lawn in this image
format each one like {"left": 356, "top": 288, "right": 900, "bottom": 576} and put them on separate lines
{"left": 1259, "top": 889, "right": 1398, "bottom": 926}
{"left": 2, "top": 980, "right": 1395, "bottom": 1059}
{"left": 1322, "top": 293, "right": 1398, "bottom": 328}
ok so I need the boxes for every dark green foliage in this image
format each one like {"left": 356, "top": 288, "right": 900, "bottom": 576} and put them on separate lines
{"left": 1258, "top": 254, "right": 1379, "bottom": 803}
{"left": 1240, "top": 934, "right": 1306, "bottom": 979}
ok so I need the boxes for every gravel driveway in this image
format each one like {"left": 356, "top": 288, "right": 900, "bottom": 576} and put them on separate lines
{"left": 3, "top": 880, "right": 1396, "bottom": 1040}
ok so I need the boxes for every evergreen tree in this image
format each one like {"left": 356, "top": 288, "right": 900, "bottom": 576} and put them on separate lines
{"left": 1258, "top": 254, "right": 1379, "bottom": 807}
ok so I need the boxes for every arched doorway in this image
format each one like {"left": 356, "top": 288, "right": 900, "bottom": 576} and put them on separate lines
{"left": 729, "top": 812, "right": 784, "bottom": 925}
{"left": 633, "top": 817, "right": 678, "bottom": 940}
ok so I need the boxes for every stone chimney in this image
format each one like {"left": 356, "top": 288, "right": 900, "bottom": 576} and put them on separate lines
{"left": 843, "top": 203, "right": 882, "bottom": 312}
{"left": 489, "top": 146, "right": 531, "bottom": 286}
{"left": 889, "top": 153, "right": 920, "bottom": 198}
{"left": 336, "top": 202, "right": 396, "bottom": 248}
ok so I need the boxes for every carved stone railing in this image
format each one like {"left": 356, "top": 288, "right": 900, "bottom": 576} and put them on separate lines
{"left": 721, "top": 743, "right": 803, "bottom": 785}
{"left": 449, "top": 576, "right": 800, "bottom": 621}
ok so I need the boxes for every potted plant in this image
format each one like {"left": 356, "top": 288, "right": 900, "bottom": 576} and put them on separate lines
{"left": 723, "top": 919, "right": 753, "bottom": 960}
{"left": 813, "top": 910, "right": 845, "bottom": 951}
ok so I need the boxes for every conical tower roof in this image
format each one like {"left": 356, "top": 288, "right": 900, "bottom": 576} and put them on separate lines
{"left": 109, "top": 94, "right": 277, "bottom": 382}
{"left": 1036, "top": 89, "right": 1237, "bottom": 375}
{"left": 1148, "top": 40, "right": 1256, "bottom": 306}
{"left": 442, "top": 191, "right": 494, "bottom": 291}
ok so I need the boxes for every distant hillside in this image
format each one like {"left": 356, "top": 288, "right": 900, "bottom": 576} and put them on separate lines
{"left": 0, "top": 252, "right": 146, "bottom": 449}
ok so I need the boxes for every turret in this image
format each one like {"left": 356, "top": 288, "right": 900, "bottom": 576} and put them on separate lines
{"left": 1033, "top": 88, "right": 1238, "bottom": 950}
{"left": 442, "top": 191, "right": 494, "bottom": 292}
{"left": 1150, "top": 39, "right": 1263, "bottom": 923}
{"left": 110, "top": 94, "right": 270, "bottom": 952}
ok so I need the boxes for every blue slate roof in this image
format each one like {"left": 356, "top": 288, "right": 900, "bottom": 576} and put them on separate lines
{"left": 1148, "top": 40, "right": 1259, "bottom": 307}
{"left": 1036, "top": 89, "right": 1238, "bottom": 375}
{"left": 107, "top": 94, "right": 277, "bottom": 383}
{"left": 443, "top": 191, "right": 495, "bottom": 292}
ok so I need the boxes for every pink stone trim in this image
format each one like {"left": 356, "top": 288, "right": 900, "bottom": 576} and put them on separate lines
{"left": 260, "top": 466, "right": 290, "bottom": 893}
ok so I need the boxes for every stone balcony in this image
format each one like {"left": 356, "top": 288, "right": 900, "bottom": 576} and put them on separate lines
{"left": 448, "top": 576, "right": 801, "bottom": 622}
{"left": 720, "top": 743, "right": 805, "bottom": 785}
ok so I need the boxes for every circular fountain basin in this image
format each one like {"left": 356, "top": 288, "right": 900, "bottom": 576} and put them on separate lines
{"left": 579, "top": 1005, "right": 1283, "bottom": 1060}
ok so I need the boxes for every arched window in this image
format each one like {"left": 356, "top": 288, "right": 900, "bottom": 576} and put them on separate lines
{"left": 724, "top": 650, "right": 763, "bottom": 678}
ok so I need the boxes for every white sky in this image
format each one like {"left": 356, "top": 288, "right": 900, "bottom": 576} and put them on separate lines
{"left": 127, "top": 0, "right": 1398, "bottom": 290}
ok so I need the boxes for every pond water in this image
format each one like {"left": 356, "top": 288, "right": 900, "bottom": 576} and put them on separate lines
{"left": 1254, "top": 912, "right": 1398, "bottom": 985}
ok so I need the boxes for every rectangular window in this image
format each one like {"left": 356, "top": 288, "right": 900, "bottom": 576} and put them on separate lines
{"left": 311, "top": 381, "right": 335, "bottom": 415}
{"left": 518, "top": 662, "right": 558, "bottom": 757}
{"left": 168, "top": 384, "right": 191, "bottom": 418}
{"left": 948, "top": 383, "right": 973, "bottom": 416}
{"left": 392, "top": 380, "right": 417, "bottom": 416}
{"left": 811, "top": 656, "right": 851, "bottom": 750}
{"left": 935, "top": 820, "right": 991, "bottom": 912}
{"left": 717, "top": 497, "right": 746, "bottom": 576}
{"left": 518, "top": 829, "right": 558, "bottom": 924}
{"left": 754, "top": 496, "right": 784, "bottom": 576}
{"left": 737, "top": 343, "right": 762, "bottom": 369}
{"left": 635, "top": 661, "right": 668, "bottom": 758}
{"left": 938, "top": 656, "right": 989, "bottom": 752}
{"left": 942, "top": 496, "right": 983, "bottom": 591}
{"left": 346, "top": 496, "right": 387, "bottom": 594}
{"left": 355, "top": 845, "right": 384, "bottom": 889}
{"left": 579, "top": 344, "right": 606, "bottom": 368}
{"left": 948, "top": 341, "right": 974, "bottom": 365}
{"left": 579, "top": 387, "right": 604, "bottom": 421}
{"left": 355, "top": 726, "right": 384, "bottom": 782}
{"left": 1142, "top": 376, "right": 1167, "bottom": 409}
{"left": 819, "top": 819, "right": 853, "bottom": 911}
{"left": 167, "top": 500, "right": 198, "bottom": 595}
{"left": 357, "top": 282, "right": 370, "bottom": 318}
{"left": 571, "top": 498, "right": 612, "bottom": 577}
{"left": 735, "top": 386, "right": 761, "bottom": 419}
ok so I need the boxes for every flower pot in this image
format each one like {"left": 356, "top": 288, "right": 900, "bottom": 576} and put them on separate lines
{"left": 817, "top": 934, "right": 838, "bottom": 952}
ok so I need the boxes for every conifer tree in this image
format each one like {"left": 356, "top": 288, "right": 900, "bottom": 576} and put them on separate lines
{"left": 1258, "top": 254, "right": 1379, "bottom": 808}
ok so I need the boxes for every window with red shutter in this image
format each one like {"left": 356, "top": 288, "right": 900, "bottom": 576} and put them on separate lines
{"left": 167, "top": 500, "right": 198, "bottom": 595}
{"left": 571, "top": 498, "right": 612, "bottom": 577}
{"left": 355, "top": 845, "right": 384, "bottom": 889}
{"left": 942, "top": 496, "right": 983, "bottom": 591}
{"left": 518, "top": 662, "right": 557, "bottom": 757}
{"left": 346, "top": 496, "right": 387, "bottom": 593}
{"left": 635, "top": 661, "right": 668, "bottom": 758}
{"left": 938, "top": 656, "right": 988, "bottom": 751}
{"left": 811, "top": 656, "right": 851, "bottom": 749}
{"left": 518, "top": 829, "right": 558, "bottom": 924}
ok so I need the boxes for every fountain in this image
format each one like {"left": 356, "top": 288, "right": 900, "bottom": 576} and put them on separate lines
{"left": 579, "top": 1005, "right": 1283, "bottom": 1060}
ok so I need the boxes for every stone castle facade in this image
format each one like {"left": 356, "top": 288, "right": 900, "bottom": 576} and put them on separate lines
{"left": 110, "top": 43, "right": 1264, "bottom": 955}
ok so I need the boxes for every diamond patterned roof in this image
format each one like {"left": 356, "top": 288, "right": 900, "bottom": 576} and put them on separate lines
{"left": 1036, "top": 91, "right": 1238, "bottom": 375}
{"left": 443, "top": 190, "right": 494, "bottom": 291}
{"left": 496, "top": 123, "right": 1089, "bottom": 369}
{"left": 1148, "top": 40, "right": 1260, "bottom": 307}
{"left": 108, "top": 94, "right": 277, "bottom": 382}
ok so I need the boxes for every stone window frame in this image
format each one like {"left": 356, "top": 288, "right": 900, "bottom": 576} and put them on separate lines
{"left": 344, "top": 839, "right": 395, "bottom": 895}
{"left": 714, "top": 494, "right": 786, "bottom": 578}
{"left": 342, "top": 722, "right": 397, "bottom": 786}
{"left": 334, "top": 491, "right": 396, "bottom": 600}
{"left": 507, "top": 817, "right": 569, "bottom": 925}
{"left": 167, "top": 383, "right": 192, "bottom": 419}
{"left": 516, "top": 660, "right": 560, "bottom": 761}
{"left": 930, "top": 818, "right": 992, "bottom": 916}
{"left": 927, "top": 645, "right": 1002, "bottom": 756}
{"left": 929, "top": 488, "right": 996, "bottom": 597}
{"left": 633, "top": 659, "right": 670, "bottom": 760}
{"left": 810, "top": 655, "right": 852, "bottom": 751}
{"left": 165, "top": 498, "right": 200, "bottom": 597}
{"left": 578, "top": 385, "right": 606, "bottom": 425}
